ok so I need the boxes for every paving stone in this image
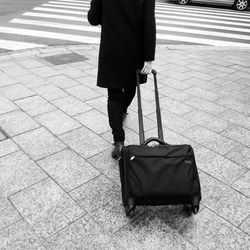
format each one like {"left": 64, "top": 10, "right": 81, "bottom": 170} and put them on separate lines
{"left": 216, "top": 97, "right": 250, "bottom": 116}
{"left": 48, "top": 75, "right": 79, "bottom": 89}
{"left": 0, "top": 72, "right": 17, "bottom": 87}
{"left": 183, "top": 109, "right": 231, "bottom": 133}
{"left": 44, "top": 215, "right": 110, "bottom": 250}
{"left": 37, "top": 149, "right": 100, "bottom": 192}
{"left": 17, "top": 73, "right": 49, "bottom": 88}
{"left": 35, "top": 110, "right": 81, "bottom": 135}
{"left": 0, "top": 139, "right": 19, "bottom": 158}
{"left": 159, "top": 77, "right": 193, "bottom": 91}
{"left": 17, "top": 58, "right": 45, "bottom": 68}
{"left": 30, "top": 66, "right": 60, "bottom": 78}
{"left": 225, "top": 145, "right": 250, "bottom": 169}
{"left": 184, "top": 77, "right": 217, "bottom": 90}
{"left": 147, "top": 110, "right": 195, "bottom": 133}
{"left": 221, "top": 125, "right": 250, "bottom": 147}
{"left": 200, "top": 171, "right": 250, "bottom": 227}
{"left": 0, "top": 110, "right": 40, "bottom": 137}
{"left": 74, "top": 109, "right": 110, "bottom": 134}
{"left": 75, "top": 75, "right": 96, "bottom": 89}
{"left": 59, "top": 126, "right": 111, "bottom": 159}
{"left": 65, "top": 85, "right": 102, "bottom": 102}
{"left": 0, "top": 131, "right": 7, "bottom": 141}
{"left": 0, "top": 192, "right": 21, "bottom": 231}
{"left": 85, "top": 96, "right": 107, "bottom": 115}
{"left": 129, "top": 97, "right": 156, "bottom": 116}
{"left": 0, "top": 220, "right": 45, "bottom": 250}
{"left": 157, "top": 96, "right": 194, "bottom": 116}
{"left": 195, "top": 146, "right": 247, "bottom": 185}
{"left": 140, "top": 87, "right": 162, "bottom": 103}
{"left": 184, "top": 97, "right": 227, "bottom": 115}
{"left": 113, "top": 210, "right": 196, "bottom": 250}
{"left": 52, "top": 64, "right": 86, "bottom": 78}
{"left": 2, "top": 64, "right": 30, "bottom": 77}
{"left": 15, "top": 95, "right": 56, "bottom": 117}
{"left": 31, "top": 84, "right": 68, "bottom": 101}
{"left": 0, "top": 84, "right": 35, "bottom": 100}
{"left": 231, "top": 171, "right": 250, "bottom": 198}
{"left": 186, "top": 70, "right": 216, "bottom": 81}
{"left": 210, "top": 78, "right": 245, "bottom": 91}
{"left": 218, "top": 109, "right": 250, "bottom": 130}
{"left": 0, "top": 151, "right": 47, "bottom": 196}
{"left": 9, "top": 178, "right": 84, "bottom": 239}
{"left": 184, "top": 87, "right": 221, "bottom": 102}
{"left": 158, "top": 85, "right": 193, "bottom": 102}
{"left": 179, "top": 208, "right": 250, "bottom": 250}
{"left": 240, "top": 216, "right": 250, "bottom": 235}
{"left": 13, "top": 127, "right": 66, "bottom": 160}
{"left": 52, "top": 96, "right": 92, "bottom": 116}
{"left": 70, "top": 174, "right": 120, "bottom": 213}
{"left": 0, "top": 97, "right": 19, "bottom": 115}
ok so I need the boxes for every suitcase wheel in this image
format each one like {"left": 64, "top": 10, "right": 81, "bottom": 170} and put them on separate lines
{"left": 125, "top": 198, "right": 136, "bottom": 218}
{"left": 192, "top": 205, "right": 199, "bottom": 214}
{"left": 183, "top": 204, "right": 192, "bottom": 216}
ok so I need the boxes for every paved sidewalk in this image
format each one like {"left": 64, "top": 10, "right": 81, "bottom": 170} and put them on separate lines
{"left": 0, "top": 44, "right": 249, "bottom": 250}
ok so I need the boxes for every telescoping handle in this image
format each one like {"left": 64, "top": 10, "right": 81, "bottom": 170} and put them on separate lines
{"left": 136, "top": 69, "right": 164, "bottom": 145}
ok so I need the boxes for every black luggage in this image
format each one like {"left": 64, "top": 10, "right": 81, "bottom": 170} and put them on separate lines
{"left": 119, "top": 69, "right": 201, "bottom": 217}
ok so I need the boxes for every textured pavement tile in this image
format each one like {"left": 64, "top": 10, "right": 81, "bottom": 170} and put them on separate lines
{"left": 0, "top": 97, "right": 19, "bottom": 115}
{"left": 0, "top": 139, "right": 19, "bottom": 158}
{"left": 183, "top": 109, "right": 231, "bottom": 133}
{"left": 0, "top": 84, "right": 35, "bottom": 100}
{"left": 231, "top": 171, "right": 250, "bottom": 198}
{"left": 44, "top": 215, "right": 110, "bottom": 250}
{"left": 158, "top": 85, "right": 193, "bottom": 102}
{"left": 74, "top": 109, "right": 110, "bottom": 134}
{"left": 31, "top": 84, "right": 68, "bottom": 101}
{"left": 75, "top": 75, "right": 96, "bottom": 88}
{"left": 0, "top": 110, "right": 40, "bottom": 136}
{"left": 195, "top": 146, "right": 247, "bottom": 185}
{"left": 52, "top": 96, "right": 92, "bottom": 116}
{"left": 184, "top": 87, "right": 221, "bottom": 102}
{"left": 17, "top": 58, "right": 45, "bottom": 68}
{"left": 30, "top": 66, "right": 60, "bottom": 77}
{"left": 70, "top": 174, "right": 119, "bottom": 213}
{"left": 200, "top": 171, "right": 250, "bottom": 226}
{"left": 186, "top": 71, "right": 216, "bottom": 81}
{"left": 13, "top": 127, "right": 66, "bottom": 160}
{"left": 35, "top": 110, "right": 81, "bottom": 136}
{"left": 210, "top": 78, "right": 245, "bottom": 91}
{"left": 179, "top": 208, "right": 250, "bottom": 250}
{"left": 112, "top": 209, "right": 196, "bottom": 250}
{"left": 0, "top": 220, "right": 45, "bottom": 250}
{"left": 0, "top": 192, "right": 20, "bottom": 230}
{"left": 184, "top": 97, "right": 227, "bottom": 115}
{"left": 0, "top": 151, "right": 47, "bottom": 196}
{"left": 2, "top": 64, "right": 30, "bottom": 77}
{"left": 240, "top": 216, "right": 250, "bottom": 235}
{"left": 37, "top": 149, "right": 100, "bottom": 192}
{"left": 218, "top": 109, "right": 250, "bottom": 130}
{"left": 17, "top": 73, "right": 50, "bottom": 88}
{"left": 85, "top": 96, "right": 107, "bottom": 115}
{"left": 0, "top": 72, "right": 17, "bottom": 87}
{"left": 65, "top": 85, "right": 102, "bottom": 102}
{"left": 9, "top": 178, "right": 85, "bottom": 239}
{"left": 225, "top": 145, "right": 250, "bottom": 169}
{"left": 147, "top": 110, "right": 195, "bottom": 133}
{"left": 129, "top": 97, "right": 156, "bottom": 116}
{"left": 160, "top": 77, "right": 193, "bottom": 91}
{"left": 221, "top": 125, "right": 250, "bottom": 147}
{"left": 52, "top": 64, "right": 86, "bottom": 78}
{"left": 15, "top": 95, "right": 56, "bottom": 117}
{"left": 48, "top": 75, "right": 79, "bottom": 89}
{"left": 87, "top": 149, "right": 121, "bottom": 186}
{"left": 59, "top": 126, "right": 111, "bottom": 159}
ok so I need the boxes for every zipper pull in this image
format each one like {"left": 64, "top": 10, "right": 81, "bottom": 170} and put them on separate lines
{"left": 130, "top": 156, "right": 135, "bottom": 161}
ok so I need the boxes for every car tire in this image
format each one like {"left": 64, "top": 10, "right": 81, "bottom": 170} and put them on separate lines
{"left": 178, "top": 0, "right": 190, "bottom": 5}
{"left": 234, "top": 0, "right": 249, "bottom": 10}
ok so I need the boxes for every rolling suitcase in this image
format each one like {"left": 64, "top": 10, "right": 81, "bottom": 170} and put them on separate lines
{"left": 119, "top": 69, "right": 201, "bottom": 217}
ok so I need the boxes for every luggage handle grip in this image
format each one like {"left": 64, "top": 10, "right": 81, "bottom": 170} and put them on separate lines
{"left": 143, "top": 137, "right": 166, "bottom": 146}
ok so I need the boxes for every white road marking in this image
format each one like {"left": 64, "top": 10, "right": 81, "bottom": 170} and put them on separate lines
{"left": 33, "top": 7, "right": 87, "bottom": 15}
{"left": 42, "top": 3, "right": 87, "bottom": 10}
{"left": 0, "top": 39, "right": 46, "bottom": 50}
{"left": 23, "top": 12, "right": 84, "bottom": 21}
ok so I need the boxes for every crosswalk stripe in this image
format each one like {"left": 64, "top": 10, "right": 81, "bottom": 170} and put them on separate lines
{"left": 23, "top": 12, "right": 84, "bottom": 21}
{"left": 157, "top": 34, "right": 250, "bottom": 47}
{"left": 55, "top": 0, "right": 89, "bottom": 3}
{"left": 0, "top": 27, "right": 100, "bottom": 43}
{"left": 42, "top": 3, "right": 87, "bottom": 10}
{"left": 0, "top": 39, "right": 46, "bottom": 50}
{"left": 33, "top": 7, "right": 86, "bottom": 15}
{"left": 48, "top": 1, "right": 88, "bottom": 6}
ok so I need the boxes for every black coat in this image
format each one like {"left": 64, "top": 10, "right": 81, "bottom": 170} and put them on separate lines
{"left": 88, "top": 0, "right": 156, "bottom": 89}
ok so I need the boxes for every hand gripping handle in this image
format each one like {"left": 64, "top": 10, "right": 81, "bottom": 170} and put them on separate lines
{"left": 136, "top": 69, "right": 164, "bottom": 145}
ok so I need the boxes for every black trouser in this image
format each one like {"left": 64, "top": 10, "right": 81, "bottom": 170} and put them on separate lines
{"left": 107, "top": 87, "right": 136, "bottom": 142}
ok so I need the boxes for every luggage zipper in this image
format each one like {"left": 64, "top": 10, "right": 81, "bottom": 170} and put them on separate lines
{"left": 130, "top": 155, "right": 192, "bottom": 160}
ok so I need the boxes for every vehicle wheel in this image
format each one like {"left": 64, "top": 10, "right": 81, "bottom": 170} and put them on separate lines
{"left": 178, "top": 0, "right": 189, "bottom": 5}
{"left": 234, "top": 0, "right": 249, "bottom": 10}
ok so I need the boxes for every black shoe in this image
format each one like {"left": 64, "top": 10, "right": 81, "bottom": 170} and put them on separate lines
{"left": 111, "top": 141, "right": 124, "bottom": 158}
{"left": 122, "top": 112, "right": 128, "bottom": 122}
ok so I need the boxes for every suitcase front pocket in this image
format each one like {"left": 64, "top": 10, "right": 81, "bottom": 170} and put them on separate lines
{"left": 129, "top": 155, "right": 195, "bottom": 199}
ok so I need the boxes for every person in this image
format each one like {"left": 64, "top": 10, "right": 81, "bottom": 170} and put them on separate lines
{"left": 88, "top": 0, "right": 156, "bottom": 158}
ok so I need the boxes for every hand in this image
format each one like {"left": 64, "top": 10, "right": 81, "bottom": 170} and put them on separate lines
{"left": 141, "top": 61, "right": 153, "bottom": 74}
